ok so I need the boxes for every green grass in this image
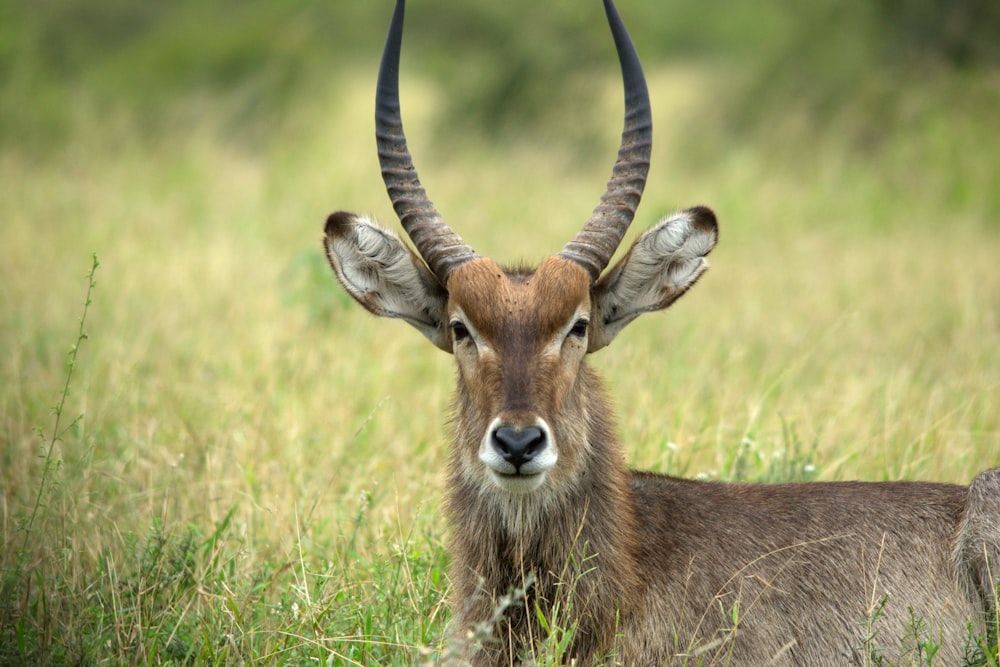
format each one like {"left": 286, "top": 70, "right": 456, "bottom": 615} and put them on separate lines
{"left": 1, "top": 45, "right": 998, "bottom": 666}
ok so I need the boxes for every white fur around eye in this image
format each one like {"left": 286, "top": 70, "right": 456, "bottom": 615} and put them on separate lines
{"left": 542, "top": 306, "right": 591, "bottom": 356}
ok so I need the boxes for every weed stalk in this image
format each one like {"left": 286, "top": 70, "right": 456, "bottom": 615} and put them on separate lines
{"left": 21, "top": 253, "right": 100, "bottom": 555}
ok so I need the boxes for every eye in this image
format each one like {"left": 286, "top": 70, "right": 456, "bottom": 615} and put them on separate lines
{"left": 450, "top": 320, "right": 470, "bottom": 343}
{"left": 569, "top": 318, "right": 589, "bottom": 338}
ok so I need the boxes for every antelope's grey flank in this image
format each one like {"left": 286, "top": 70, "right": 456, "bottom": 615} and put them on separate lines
{"left": 322, "top": 0, "right": 1000, "bottom": 664}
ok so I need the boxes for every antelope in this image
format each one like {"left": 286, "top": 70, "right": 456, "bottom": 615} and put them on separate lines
{"left": 322, "top": 0, "right": 1000, "bottom": 664}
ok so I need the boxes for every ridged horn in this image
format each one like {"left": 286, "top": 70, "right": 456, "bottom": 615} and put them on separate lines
{"left": 560, "top": 0, "right": 652, "bottom": 281}
{"left": 376, "top": 0, "right": 478, "bottom": 284}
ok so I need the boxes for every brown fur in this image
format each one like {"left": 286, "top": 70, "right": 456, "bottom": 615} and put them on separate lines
{"left": 442, "top": 263, "right": 992, "bottom": 664}
{"left": 324, "top": 213, "right": 1000, "bottom": 665}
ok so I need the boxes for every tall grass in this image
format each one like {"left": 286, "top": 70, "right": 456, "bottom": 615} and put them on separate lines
{"left": 1, "top": 8, "right": 998, "bottom": 663}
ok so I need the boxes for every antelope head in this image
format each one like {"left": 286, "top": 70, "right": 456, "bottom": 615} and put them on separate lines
{"left": 324, "top": 0, "right": 717, "bottom": 498}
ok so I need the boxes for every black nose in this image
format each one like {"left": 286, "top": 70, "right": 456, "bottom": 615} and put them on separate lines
{"left": 492, "top": 426, "right": 546, "bottom": 470}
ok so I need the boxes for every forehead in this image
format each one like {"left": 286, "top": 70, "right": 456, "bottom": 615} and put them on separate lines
{"left": 447, "top": 256, "right": 591, "bottom": 342}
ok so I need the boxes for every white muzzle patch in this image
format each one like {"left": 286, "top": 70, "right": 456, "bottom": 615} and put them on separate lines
{"left": 479, "top": 417, "right": 557, "bottom": 493}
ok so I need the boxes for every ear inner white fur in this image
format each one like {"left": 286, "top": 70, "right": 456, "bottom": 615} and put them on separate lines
{"left": 589, "top": 209, "right": 718, "bottom": 351}
{"left": 324, "top": 214, "right": 451, "bottom": 351}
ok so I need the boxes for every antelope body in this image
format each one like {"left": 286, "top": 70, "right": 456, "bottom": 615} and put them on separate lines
{"left": 323, "top": 0, "right": 1000, "bottom": 664}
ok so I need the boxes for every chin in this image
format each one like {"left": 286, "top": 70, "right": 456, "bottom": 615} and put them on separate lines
{"left": 489, "top": 470, "right": 548, "bottom": 494}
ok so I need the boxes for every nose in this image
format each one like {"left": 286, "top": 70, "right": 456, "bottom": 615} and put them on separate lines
{"left": 492, "top": 426, "right": 547, "bottom": 470}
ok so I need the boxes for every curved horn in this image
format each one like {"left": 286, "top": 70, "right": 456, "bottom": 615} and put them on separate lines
{"left": 560, "top": 0, "right": 652, "bottom": 281}
{"left": 376, "top": 0, "right": 478, "bottom": 284}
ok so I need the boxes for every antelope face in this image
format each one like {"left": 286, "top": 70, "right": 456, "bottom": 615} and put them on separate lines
{"left": 322, "top": 0, "right": 718, "bottom": 497}
{"left": 446, "top": 256, "right": 592, "bottom": 494}
{"left": 325, "top": 208, "right": 717, "bottom": 497}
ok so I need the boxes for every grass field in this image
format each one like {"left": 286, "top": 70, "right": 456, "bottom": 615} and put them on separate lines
{"left": 2, "top": 15, "right": 999, "bottom": 664}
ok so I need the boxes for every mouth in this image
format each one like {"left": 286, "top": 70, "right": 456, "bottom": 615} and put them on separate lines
{"left": 489, "top": 469, "right": 547, "bottom": 493}
{"left": 495, "top": 468, "right": 537, "bottom": 477}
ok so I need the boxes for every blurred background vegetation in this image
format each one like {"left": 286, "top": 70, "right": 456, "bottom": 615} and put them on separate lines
{"left": 3, "top": 0, "right": 998, "bottom": 148}
{"left": 3, "top": 0, "right": 999, "bottom": 224}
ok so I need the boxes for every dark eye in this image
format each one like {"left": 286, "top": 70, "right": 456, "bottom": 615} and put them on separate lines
{"left": 450, "top": 320, "right": 470, "bottom": 342}
{"left": 569, "top": 318, "right": 589, "bottom": 338}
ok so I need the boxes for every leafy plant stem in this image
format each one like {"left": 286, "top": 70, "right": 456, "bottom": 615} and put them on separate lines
{"left": 20, "top": 252, "right": 100, "bottom": 556}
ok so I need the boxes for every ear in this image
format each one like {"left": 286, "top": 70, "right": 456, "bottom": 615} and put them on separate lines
{"left": 324, "top": 211, "right": 451, "bottom": 352}
{"left": 589, "top": 206, "right": 718, "bottom": 352}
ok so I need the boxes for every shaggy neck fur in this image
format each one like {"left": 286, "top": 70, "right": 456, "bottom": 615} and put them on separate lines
{"left": 445, "top": 364, "right": 643, "bottom": 665}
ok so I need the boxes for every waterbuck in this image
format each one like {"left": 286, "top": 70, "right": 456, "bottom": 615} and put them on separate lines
{"left": 322, "top": 0, "right": 1000, "bottom": 663}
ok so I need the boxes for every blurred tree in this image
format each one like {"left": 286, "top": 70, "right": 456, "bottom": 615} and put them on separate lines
{"left": 872, "top": 0, "right": 1000, "bottom": 68}
{"left": 1, "top": 0, "right": 996, "bottom": 153}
